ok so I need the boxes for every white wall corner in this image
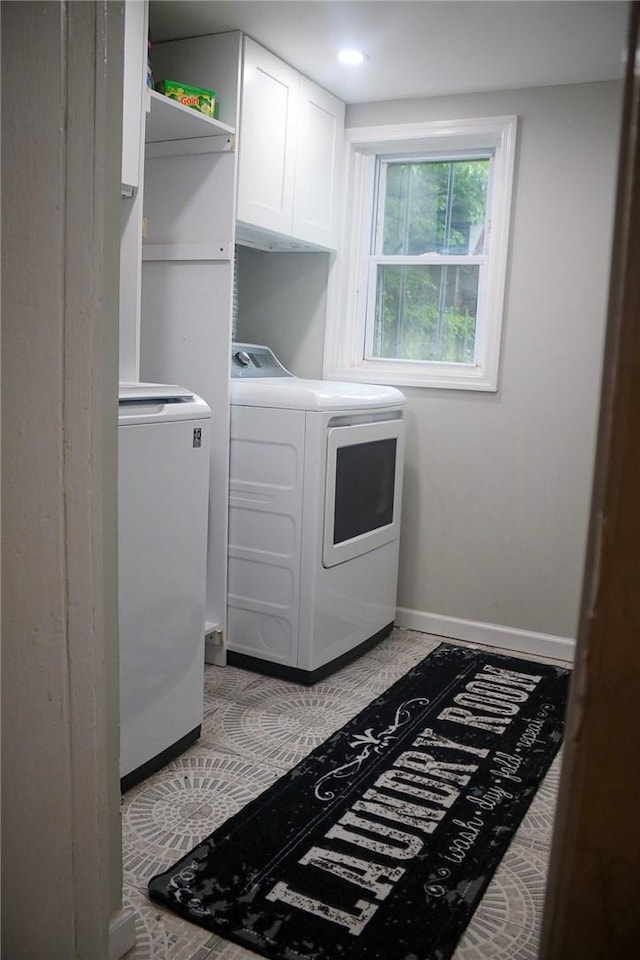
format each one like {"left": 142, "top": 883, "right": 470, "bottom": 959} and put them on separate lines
{"left": 396, "top": 607, "right": 575, "bottom": 663}
{"left": 109, "top": 909, "right": 137, "bottom": 960}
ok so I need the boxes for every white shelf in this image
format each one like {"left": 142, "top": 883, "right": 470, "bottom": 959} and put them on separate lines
{"left": 144, "top": 89, "right": 235, "bottom": 143}
{"left": 142, "top": 241, "right": 233, "bottom": 262}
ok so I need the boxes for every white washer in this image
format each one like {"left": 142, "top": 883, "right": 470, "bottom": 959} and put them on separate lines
{"left": 228, "top": 344, "right": 407, "bottom": 683}
{"left": 118, "top": 383, "right": 211, "bottom": 790}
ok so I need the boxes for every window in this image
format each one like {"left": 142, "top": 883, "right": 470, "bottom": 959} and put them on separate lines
{"left": 324, "top": 117, "right": 517, "bottom": 391}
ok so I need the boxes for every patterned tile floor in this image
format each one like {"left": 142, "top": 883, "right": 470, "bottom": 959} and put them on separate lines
{"left": 122, "top": 628, "right": 569, "bottom": 960}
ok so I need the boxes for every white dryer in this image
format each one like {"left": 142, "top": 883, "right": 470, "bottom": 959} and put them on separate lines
{"left": 228, "top": 344, "right": 407, "bottom": 683}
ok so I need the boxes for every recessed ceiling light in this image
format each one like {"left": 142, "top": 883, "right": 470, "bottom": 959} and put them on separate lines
{"left": 337, "top": 49, "right": 367, "bottom": 66}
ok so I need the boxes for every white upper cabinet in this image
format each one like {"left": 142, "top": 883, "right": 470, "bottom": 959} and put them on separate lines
{"left": 293, "top": 77, "right": 345, "bottom": 248}
{"left": 237, "top": 39, "right": 298, "bottom": 238}
{"left": 236, "top": 38, "right": 345, "bottom": 251}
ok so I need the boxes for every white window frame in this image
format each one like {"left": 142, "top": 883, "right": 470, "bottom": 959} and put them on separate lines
{"left": 323, "top": 116, "right": 518, "bottom": 391}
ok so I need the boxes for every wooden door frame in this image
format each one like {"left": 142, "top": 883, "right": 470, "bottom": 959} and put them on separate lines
{"left": 541, "top": 3, "right": 640, "bottom": 955}
{"left": 1, "top": 2, "right": 133, "bottom": 956}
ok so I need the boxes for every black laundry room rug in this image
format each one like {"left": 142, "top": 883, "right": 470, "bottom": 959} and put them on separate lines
{"left": 148, "top": 642, "right": 570, "bottom": 960}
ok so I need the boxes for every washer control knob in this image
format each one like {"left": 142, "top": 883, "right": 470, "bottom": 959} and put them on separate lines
{"left": 235, "top": 350, "right": 251, "bottom": 367}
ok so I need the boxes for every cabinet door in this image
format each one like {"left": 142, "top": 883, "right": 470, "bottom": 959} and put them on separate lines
{"left": 237, "top": 38, "right": 299, "bottom": 235}
{"left": 293, "top": 77, "right": 345, "bottom": 249}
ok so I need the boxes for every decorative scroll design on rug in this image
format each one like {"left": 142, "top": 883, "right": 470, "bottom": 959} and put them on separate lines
{"left": 314, "top": 697, "right": 430, "bottom": 801}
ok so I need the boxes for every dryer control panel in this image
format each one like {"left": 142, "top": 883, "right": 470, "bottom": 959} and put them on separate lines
{"left": 231, "top": 343, "right": 292, "bottom": 378}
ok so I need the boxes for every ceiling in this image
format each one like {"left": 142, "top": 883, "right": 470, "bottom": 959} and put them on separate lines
{"left": 149, "top": 1, "right": 630, "bottom": 104}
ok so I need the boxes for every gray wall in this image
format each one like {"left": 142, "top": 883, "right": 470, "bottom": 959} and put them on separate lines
{"left": 237, "top": 247, "right": 330, "bottom": 377}
{"left": 236, "top": 79, "right": 622, "bottom": 641}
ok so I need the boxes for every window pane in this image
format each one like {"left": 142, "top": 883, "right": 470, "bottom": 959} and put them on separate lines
{"left": 382, "top": 159, "right": 489, "bottom": 256}
{"left": 372, "top": 264, "right": 479, "bottom": 363}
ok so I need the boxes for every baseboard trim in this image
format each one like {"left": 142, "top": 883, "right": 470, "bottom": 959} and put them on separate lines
{"left": 109, "top": 908, "right": 137, "bottom": 960}
{"left": 396, "top": 607, "right": 575, "bottom": 662}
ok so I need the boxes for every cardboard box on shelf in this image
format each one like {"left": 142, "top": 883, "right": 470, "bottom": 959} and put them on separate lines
{"left": 155, "top": 79, "right": 216, "bottom": 118}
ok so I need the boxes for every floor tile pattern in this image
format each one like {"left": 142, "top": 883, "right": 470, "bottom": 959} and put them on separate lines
{"left": 122, "top": 629, "right": 568, "bottom": 959}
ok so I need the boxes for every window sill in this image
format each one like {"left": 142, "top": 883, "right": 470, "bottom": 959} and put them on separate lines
{"left": 323, "top": 360, "right": 499, "bottom": 392}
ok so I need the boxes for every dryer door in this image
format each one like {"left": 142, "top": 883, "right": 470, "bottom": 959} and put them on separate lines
{"left": 323, "top": 415, "right": 405, "bottom": 568}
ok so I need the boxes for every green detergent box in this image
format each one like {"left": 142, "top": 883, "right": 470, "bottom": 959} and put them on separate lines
{"left": 155, "top": 79, "right": 216, "bottom": 118}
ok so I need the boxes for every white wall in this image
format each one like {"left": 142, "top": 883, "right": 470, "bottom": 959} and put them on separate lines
{"left": 236, "top": 247, "right": 330, "bottom": 377}
{"left": 236, "top": 79, "right": 622, "bottom": 647}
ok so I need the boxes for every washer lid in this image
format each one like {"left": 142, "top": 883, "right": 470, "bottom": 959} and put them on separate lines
{"left": 119, "top": 382, "right": 196, "bottom": 403}
{"left": 231, "top": 377, "right": 406, "bottom": 411}
{"left": 118, "top": 382, "right": 211, "bottom": 424}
